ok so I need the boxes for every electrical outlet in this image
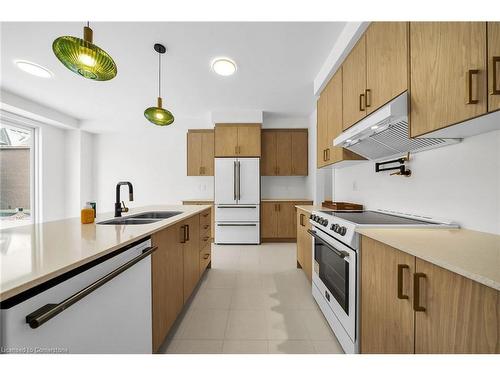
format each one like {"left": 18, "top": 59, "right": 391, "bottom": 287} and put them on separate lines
{"left": 352, "top": 181, "right": 358, "bottom": 191}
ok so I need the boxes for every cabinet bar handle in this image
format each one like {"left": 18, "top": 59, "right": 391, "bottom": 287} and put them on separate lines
{"left": 413, "top": 272, "right": 426, "bottom": 312}
{"left": 180, "top": 225, "right": 186, "bottom": 243}
{"left": 467, "top": 69, "right": 480, "bottom": 104}
{"left": 359, "top": 93, "right": 365, "bottom": 111}
{"left": 326, "top": 148, "right": 330, "bottom": 161}
{"left": 186, "top": 224, "right": 190, "bottom": 241}
{"left": 26, "top": 246, "right": 158, "bottom": 329}
{"left": 492, "top": 57, "right": 500, "bottom": 95}
{"left": 300, "top": 213, "right": 305, "bottom": 226}
{"left": 365, "top": 89, "right": 371, "bottom": 108}
{"left": 397, "top": 264, "right": 409, "bottom": 300}
{"left": 203, "top": 254, "right": 210, "bottom": 260}
{"left": 199, "top": 166, "right": 202, "bottom": 174}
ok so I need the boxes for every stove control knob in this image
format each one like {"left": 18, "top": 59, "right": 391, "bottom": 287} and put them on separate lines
{"left": 332, "top": 224, "right": 339, "bottom": 232}
{"left": 322, "top": 220, "right": 328, "bottom": 227}
{"left": 309, "top": 214, "right": 314, "bottom": 220}
{"left": 339, "top": 226, "right": 347, "bottom": 236}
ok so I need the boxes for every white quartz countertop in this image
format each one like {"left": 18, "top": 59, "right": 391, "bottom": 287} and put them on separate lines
{"left": 357, "top": 228, "right": 500, "bottom": 291}
{"left": 0, "top": 205, "right": 210, "bottom": 302}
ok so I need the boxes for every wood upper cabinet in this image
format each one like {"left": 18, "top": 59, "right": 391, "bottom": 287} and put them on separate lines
{"left": 361, "top": 236, "right": 415, "bottom": 354}
{"left": 151, "top": 222, "right": 184, "bottom": 352}
{"left": 214, "top": 123, "right": 261, "bottom": 157}
{"left": 488, "top": 22, "right": 500, "bottom": 112}
{"left": 410, "top": 22, "right": 487, "bottom": 137}
{"left": 183, "top": 214, "right": 200, "bottom": 303}
{"left": 342, "top": 35, "right": 367, "bottom": 130}
{"left": 366, "top": 22, "right": 408, "bottom": 114}
{"left": 296, "top": 208, "right": 312, "bottom": 282}
{"left": 262, "top": 129, "right": 308, "bottom": 176}
{"left": 317, "top": 68, "right": 364, "bottom": 168}
{"left": 361, "top": 236, "right": 500, "bottom": 354}
{"left": 414, "top": 259, "right": 500, "bottom": 354}
{"left": 187, "top": 130, "right": 214, "bottom": 176}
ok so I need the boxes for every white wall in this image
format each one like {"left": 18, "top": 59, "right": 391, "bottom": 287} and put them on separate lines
{"left": 93, "top": 117, "right": 214, "bottom": 213}
{"left": 332, "top": 130, "right": 500, "bottom": 234}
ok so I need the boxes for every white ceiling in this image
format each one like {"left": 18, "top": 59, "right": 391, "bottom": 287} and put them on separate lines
{"left": 0, "top": 22, "right": 345, "bottom": 132}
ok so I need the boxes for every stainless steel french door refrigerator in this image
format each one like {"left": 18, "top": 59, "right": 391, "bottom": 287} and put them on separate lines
{"left": 214, "top": 157, "right": 260, "bottom": 244}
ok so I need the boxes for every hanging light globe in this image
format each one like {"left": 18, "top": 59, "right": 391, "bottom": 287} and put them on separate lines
{"left": 52, "top": 23, "right": 117, "bottom": 81}
{"left": 144, "top": 43, "right": 175, "bottom": 126}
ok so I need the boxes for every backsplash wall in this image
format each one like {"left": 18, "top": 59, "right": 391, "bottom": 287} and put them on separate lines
{"left": 333, "top": 130, "right": 500, "bottom": 234}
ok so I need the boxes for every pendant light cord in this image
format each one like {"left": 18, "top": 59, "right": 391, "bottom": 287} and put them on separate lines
{"left": 158, "top": 53, "right": 161, "bottom": 98}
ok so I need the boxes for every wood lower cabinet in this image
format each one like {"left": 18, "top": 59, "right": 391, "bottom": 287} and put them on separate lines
{"left": 342, "top": 35, "right": 367, "bottom": 130}
{"left": 365, "top": 22, "right": 408, "bottom": 114}
{"left": 360, "top": 237, "right": 415, "bottom": 353}
{"left": 151, "top": 222, "right": 185, "bottom": 352}
{"left": 488, "top": 22, "right": 500, "bottom": 112}
{"left": 261, "top": 200, "right": 313, "bottom": 242}
{"left": 360, "top": 236, "right": 500, "bottom": 354}
{"left": 182, "top": 201, "right": 214, "bottom": 240}
{"left": 214, "top": 123, "right": 261, "bottom": 157}
{"left": 187, "top": 130, "right": 214, "bottom": 176}
{"left": 414, "top": 259, "right": 500, "bottom": 354}
{"left": 182, "top": 214, "right": 200, "bottom": 303}
{"left": 296, "top": 208, "right": 312, "bottom": 282}
{"left": 410, "top": 22, "right": 487, "bottom": 137}
{"left": 261, "top": 129, "right": 308, "bottom": 176}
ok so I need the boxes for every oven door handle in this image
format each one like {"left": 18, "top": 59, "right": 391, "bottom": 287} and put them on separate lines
{"left": 307, "top": 229, "right": 349, "bottom": 259}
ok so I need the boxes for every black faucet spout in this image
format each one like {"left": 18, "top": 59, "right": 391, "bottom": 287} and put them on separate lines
{"left": 115, "top": 181, "right": 134, "bottom": 217}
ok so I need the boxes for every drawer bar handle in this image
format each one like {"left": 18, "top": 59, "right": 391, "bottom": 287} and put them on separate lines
{"left": 397, "top": 264, "right": 409, "bottom": 300}
{"left": 217, "top": 223, "right": 257, "bottom": 227}
{"left": 25, "top": 246, "right": 158, "bottom": 329}
{"left": 413, "top": 272, "right": 426, "bottom": 312}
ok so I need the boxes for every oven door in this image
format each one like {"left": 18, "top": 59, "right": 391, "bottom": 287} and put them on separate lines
{"left": 309, "top": 227, "right": 356, "bottom": 341}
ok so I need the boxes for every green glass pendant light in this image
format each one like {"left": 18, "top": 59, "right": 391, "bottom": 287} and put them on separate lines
{"left": 52, "top": 22, "right": 117, "bottom": 81}
{"left": 144, "top": 44, "right": 174, "bottom": 126}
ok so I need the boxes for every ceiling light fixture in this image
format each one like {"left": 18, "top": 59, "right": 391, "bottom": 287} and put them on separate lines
{"left": 15, "top": 60, "right": 53, "bottom": 78}
{"left": 144, "top": 43, "right": 174, "bottom": 126}
{"left": 52, "top": 22, "right": 117, "bottom": 81}
{"left": 211, "top": 57, "right": 237, "bottom": 76}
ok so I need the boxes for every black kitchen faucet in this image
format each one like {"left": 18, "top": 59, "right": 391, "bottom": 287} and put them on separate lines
{"left": 115, "top": 181, "right": 134, "bottom": 217}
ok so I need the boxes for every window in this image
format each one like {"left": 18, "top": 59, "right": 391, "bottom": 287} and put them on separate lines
{"left": 0, "top": 121, "right": 36, "bottom": 228}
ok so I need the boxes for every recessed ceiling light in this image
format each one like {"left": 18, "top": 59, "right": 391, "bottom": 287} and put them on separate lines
{"left": 211, "top": 57, "right": 237, "bottom": 76}
{"left": 15, "top": 60, "right": 53, "bottom": 78}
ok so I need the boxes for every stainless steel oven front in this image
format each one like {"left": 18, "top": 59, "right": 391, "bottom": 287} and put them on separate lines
{"left": 308, "top": 226, "right": 357, "bottom": 352}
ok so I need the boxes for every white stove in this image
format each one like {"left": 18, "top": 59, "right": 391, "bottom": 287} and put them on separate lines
{"left": 308, "top": 209, "right": 458, "bottom": 354}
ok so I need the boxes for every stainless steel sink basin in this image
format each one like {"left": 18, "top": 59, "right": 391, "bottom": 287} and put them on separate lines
{"left": 97, "top": 211, "right": 182, "bottom": 225}
{"left": 130, "top": 211, "right": 182, "bottom": 219}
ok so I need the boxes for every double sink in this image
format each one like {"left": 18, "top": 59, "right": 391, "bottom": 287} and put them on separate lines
{"left": 98, "top": 211, "right": 182, "bottom": 225}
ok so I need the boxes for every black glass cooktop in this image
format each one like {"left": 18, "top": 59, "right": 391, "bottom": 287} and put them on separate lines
{"left": 319, "top": 210, "right": 435, "bottom": 225}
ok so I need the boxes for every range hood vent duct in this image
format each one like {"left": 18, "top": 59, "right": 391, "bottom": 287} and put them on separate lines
{"left": 333, "top": 92, "right": 461, "bottom": 160}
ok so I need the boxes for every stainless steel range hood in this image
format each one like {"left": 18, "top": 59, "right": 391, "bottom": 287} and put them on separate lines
{"left": 333, "top": 92, "right": 461, "bottom": 160}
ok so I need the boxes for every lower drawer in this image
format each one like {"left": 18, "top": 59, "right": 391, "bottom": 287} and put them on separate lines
{"left": 200, "top": 230, "right": 211, "bottom": 247}
{"left": 215, "top": 222, "right": 260, "bottom": 244}
{"left": 215, "top": 205, "right": 259, "bottom": 222}
{"left": 200, "top": 247, "right": 211, "bottom": 274}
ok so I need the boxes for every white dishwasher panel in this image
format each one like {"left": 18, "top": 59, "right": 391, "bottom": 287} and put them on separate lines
{"left": 0, "top": 239, "right": 152, "bottom": 354}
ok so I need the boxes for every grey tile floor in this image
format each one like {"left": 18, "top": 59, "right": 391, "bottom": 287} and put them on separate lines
{"left": 159, "top": 242, "right": 344, "bottom": 354}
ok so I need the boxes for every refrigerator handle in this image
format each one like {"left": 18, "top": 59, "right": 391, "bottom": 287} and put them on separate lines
{"left": 237, "top": 161, "right": 241, "bottom": 200}
{"left": 233, "top": 161, "right": 237, "bottom": 202}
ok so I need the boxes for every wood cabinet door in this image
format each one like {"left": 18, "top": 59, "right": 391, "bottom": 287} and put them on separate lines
{"left": 214, "top": 125, "right": 238, "bottom": 156}
{"left": 291, "top": 130, "right": 308, "bottom": 175}
{"left": 360, "top": 237, "right": 415, "bottom": 354}
{"left": 316, "top": 92, "right": 328, "bottom": 168}
{"left": 488, "top": 22, "right": 500, "bottom": 112}
{"left": 325, "top": 69, "right": 343, "bottom": 165}
{"left": 366, "top": 22, "right": 408, "bottom": 114}
{"left": 410, "top": 22, "right": 487, "bottom": 137}
{"left": 342, "top": 35, "right": 367, "bottom": 130}
{"left": 261, "top": 202, "right": 278, "bottom": 238}
{"left": 276, "top": 202, "right": 296, "bottom": 239}
{"left": 237, "top": 125, "right": 261, "bottom": 157}
{"left": 151, "top": 223, "right": 184, "bottom": 352}
{"left": 201, "top": 131, "right": 214, "bottom": 176}
{"left": 276, "top": 131, "right": 292, "bottom": 176}
{"left": 187, "top": 131, "right": 202, "bottom": 176}
{"left": 302, "top": 216, "right": 312, "bottom": 282}
{"left": 261, "top": 130, "right": 276, "bottom": 175}
{"left": 414, "top": 259, "right": 500, "bottom": 354}
{"left": 296, "top": 210, "right": 306, "bottom": 266}
{"left": 183, "top": 214, "right": 200, "bottom": 303}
